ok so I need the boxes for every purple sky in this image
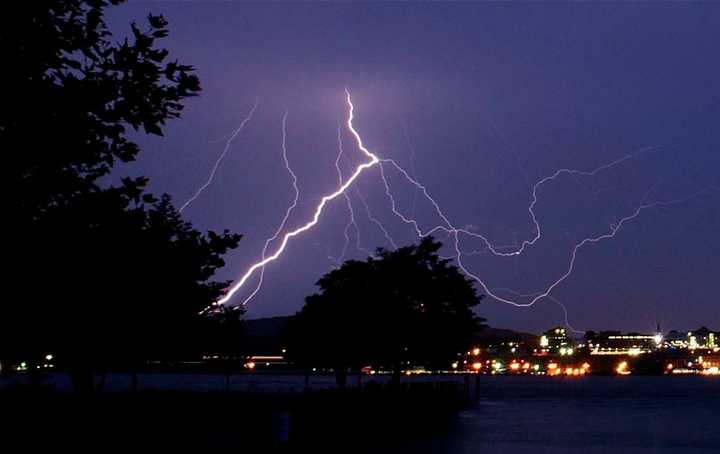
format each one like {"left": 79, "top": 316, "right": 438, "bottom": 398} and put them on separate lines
{"left": 106, "top": 2, "right": 719, "bottom": 333}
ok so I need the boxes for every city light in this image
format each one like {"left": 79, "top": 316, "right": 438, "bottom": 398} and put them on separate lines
{"left": 616, "top": 361, "right": 631, "bottom": 375}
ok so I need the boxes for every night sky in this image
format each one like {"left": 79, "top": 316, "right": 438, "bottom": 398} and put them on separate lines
{"left": 106, "top": 2, "right": 719, "bottom": 333}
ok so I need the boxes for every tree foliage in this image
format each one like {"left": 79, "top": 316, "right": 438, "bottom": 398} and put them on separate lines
{"left": 289, "top": 237, "right": 485, "bottom": 376}
{"left": 0, "top": 0, "right": 239, "bottom": 384}
{"left": 3, "top": 0, "right": 200, "bottom": 212}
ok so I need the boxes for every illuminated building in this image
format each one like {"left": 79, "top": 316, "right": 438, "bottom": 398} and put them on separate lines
{"left": 616, "top": 361, "right": 631, "bottom": 375}
{"left": 540, "top": 327, "right": 573, "bottom": 355}
{"left": 587, "top": 331, "right": 661, "bottom": 356}
{"left": 247, "top": 355, "right": 286, "bottom": 368}
{"left": 687, "top": 327, "right": 719, "bottom": 350}
{"left": 665, "top": 330, "right": 688, "bottom": 349}
{"left": 664, "top": 328, "right": 719, "bottom": 350}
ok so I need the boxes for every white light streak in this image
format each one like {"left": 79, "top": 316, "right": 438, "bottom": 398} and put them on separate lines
{"left": 211, "top": 90, "right": 718, "bottom": 319}
{"left": 241, "top": 109, "right": 300, "bottom": 305}
{"left": 179, "top": 98, "right": 259, "bottom": 213}
{"left": 216, "top": 90, "right": 378, "bottom": 305}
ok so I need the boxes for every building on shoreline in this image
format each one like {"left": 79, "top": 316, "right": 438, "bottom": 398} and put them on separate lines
{"left": 665, "top": 327, "right": 719, "bottom": 350}
{"left": 538, "top": 327, "right": 573, "bottom": 356}
{"left": 586, "top": 332, "right": 662, "bottom": 356}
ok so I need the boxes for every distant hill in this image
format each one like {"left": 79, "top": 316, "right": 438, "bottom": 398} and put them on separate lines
{"left": 470, "top": 327, "right": 538, "bottom": 345}
{"left": 242, "top": 316, "right": 293, "bottom": 353}
{"left": 242, "top": 316, "right": 537, "bottom": 353}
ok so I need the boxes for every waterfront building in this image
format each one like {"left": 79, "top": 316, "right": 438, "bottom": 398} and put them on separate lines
{"left": 687, "top": 327, "right": 719, "bottom": 350}
{"left": 587, "top": 331, "right": 661, "bottom": 356}
{"left": 666, "top": 327, "right": 720, "bottom": 351}
{"left": 539, "top": 327, "right": 574, "bottom": 355}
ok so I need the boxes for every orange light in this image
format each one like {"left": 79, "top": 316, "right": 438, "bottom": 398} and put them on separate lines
{"left": 472, "top": 362, "right": 482, "bottom": 371}
{"left": 666, "top": 363, "right": 674, "bottom": 370}
{"left": 510, "top": 362, "right": 520, "bottom": 371}
{"left": 472, "top": 348, "right": 481, "bottom": 356}
{"left": 616, "top": 361, "right": 631, "bottom": 375}
{"left": 582, "top": 362, "right": 591, "bottom": 370}
{"left": 245, "top": 361, "right": 256, "bottom": 370}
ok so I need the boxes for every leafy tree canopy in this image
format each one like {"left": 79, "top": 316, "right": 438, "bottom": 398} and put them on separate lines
{"left": 289, "top": 237, "right": 486, "bottom": 375}
{"left": 0, "top": 1, "right": 240, "bottom": 381}
{"left": 3, "top": 0, "right": 200, "bottom": 215}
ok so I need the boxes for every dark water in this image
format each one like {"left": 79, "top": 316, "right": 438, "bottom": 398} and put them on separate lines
{"left": 3, "top": 374, "right": 718, "bottom": 452}
{"left": 395, "top": 376, "right": 720, "bottom": 454}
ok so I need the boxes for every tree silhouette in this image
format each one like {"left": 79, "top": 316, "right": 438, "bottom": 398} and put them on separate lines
{"left": 205, "top": 304, "right": 247, "bottom": 391}
{"left": 1, "top": 1, "right": 240, "bottom": 391}
{"left": 289, "top": 237, "right": 485, "bottom": 386}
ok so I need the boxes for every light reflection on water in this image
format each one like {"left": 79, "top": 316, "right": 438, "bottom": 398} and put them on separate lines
{"left": 2, "top": 374, "right": 718, "bottom": 452}
{"left": 384, "top": 376, "right": 720, "bottom": 453}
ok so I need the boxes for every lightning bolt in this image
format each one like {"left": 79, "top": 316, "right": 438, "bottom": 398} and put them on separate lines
{"left": 377, "top": 144, "right": 659, "bottom": 258}
{"left": 215, "top": 89, "right": 379, "bottom": 306}
{"left": 179, "top": 98, "right": 260, "bottom": 213}
{"left": 239, "top": 108, "right": 300, "bottom": 306}
{"left": 354, "top": 184, "right": 399, "bottom": 250}
{"left": 494, "top": 287, "right": 585, "bottom": 334}
{"left": 381, "top": 155, "right": 718, "bottom": 308}
{"left": 337, "top": 124, "right": 398, "bottom": 251}
{"left": 399, "top": 117, "right": 421, "bottom": 218}
{"left": 213, "top": 89, "right": 718, "bottom": 318}
{"left": 330, "top": 123, "right": 372, "bottom": 265}
{"left": 548, "top": 296, "right": 585, "bottom": 335}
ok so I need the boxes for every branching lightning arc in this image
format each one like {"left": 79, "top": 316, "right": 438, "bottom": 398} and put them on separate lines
{"left": 330, "top": 122, "right": 372, "bottom": 266}
{"left": 240, "top": 108, "right": 300, "bottom": 306}
{"left": 204, "top": 89, "right": 718, "bottom": 323}
{"left": 179, "top": 98, "right": 260, "bottom": 213}
{"left": 215, "top": 90, "right": 378, "bottom": 306}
